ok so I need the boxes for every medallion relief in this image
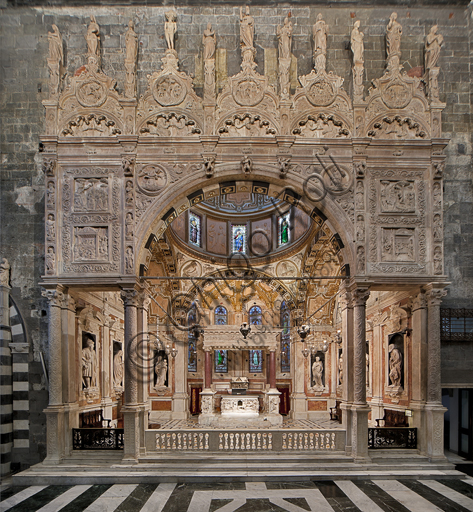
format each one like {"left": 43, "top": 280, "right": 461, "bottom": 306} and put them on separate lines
{"left": 152, "top": 75, "right": 187, "bottom": 106}
{"left": 232, "top": 77, "right": 265, "bottom": 106}
{"left": 136, "top": 165, "right": 168, "bottom": 195}
{"left": 306, "top": 78, "right": 336, "bottom": 107}
{"left": 76, "top": 79, "right": 107, "bottom": 107}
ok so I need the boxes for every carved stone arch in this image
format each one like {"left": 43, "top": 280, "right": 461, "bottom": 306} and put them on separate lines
{"left": 60, "top": 110, "right": 123, "bottom": 137}
{"left": 137, "top": 108, "right": 203, "bottom": 137}
{"left": 366, "top": 113, "right": 430, "bottom": 140}
{"left": 291, "top": 110, "right": 352, "bottom": 138}
{"left": 216, "top": 110, "right": 279, "bottom": 137}
{"left": 134, "top": 175, "right": 355, "bottom": 281}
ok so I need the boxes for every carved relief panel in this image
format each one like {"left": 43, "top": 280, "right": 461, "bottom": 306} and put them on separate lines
{"left": 61, "top": 167, "right": 121, "bottom": 274}
{"left": 368, "top": 169, "right": 426, "bottom": 274}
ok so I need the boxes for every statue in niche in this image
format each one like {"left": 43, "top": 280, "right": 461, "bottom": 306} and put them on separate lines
{"left": 203, "top": 23, "right": 216, "bottom": 60}
{"left": 46, "top": 214, "right": 55, "bottom": 240}
{"left": 386, "top": 13, "right": 402, "bottom": 57}
{"left": 277, "top": 16, "right": 293, "bottom": 61}
{"left": 113, "top": 348, "right": 124, "bottom": 388}
{"left": 125, "top": 246, "right": 133, "bottom": 272}
{"left": 388, "top": 344, "right": 403, "bottom": 388}
{"left": 155, "top": 354, "right": 168, "bottom": 388}
{"left": 356, "top": 217, "right": 365, "bottom": 241}
{"left": 425, "top": 25, "right": 443, "bottom": 70}
{"left": 240, "top": 6, "right": 255, "bottom": 50}
{"left": 125, "top": 20, "right": 138, "bottom": 62}
{"left": 45, "top": 246, "right": 55, "bottom": 274}
{"left": 433, "top": 246, "right": 442, "bottom": 274}
{"left": 125, "top": 180, "right": 133, "bottom": 206}
{"left": 46, "top": 181, "right": 55, "bottom": 208}
{"left": 165, "top": 11, "right": 177, "bottom": 50}
{"left": 313, "top": 13, "right": 328, "bottom": 70}
{"left": 82, "top": 336, "right": 97, "bottom": 389}
{"left": 338, "top": 352, "right": 343, "bottom": 385}
{"left": 86, "top": 15, "right": 100, "bottom": 57}
{"left": 351, "top": 20, "right": 364, "bottom": 64}
{"left": 125, "top": 212, "right": 134, "bottom": 238}
{"left": 312, "top": 356, "right": 324, "bottom": 388}
{"left": 0, "top": 258, "right": 10, "bottom": 287}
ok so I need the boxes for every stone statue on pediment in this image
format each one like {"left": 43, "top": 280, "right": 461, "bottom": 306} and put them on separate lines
{"left": 125, "top": 20, "right": 138, "bottom": 62}
{"left": 425, "top": 25, "right": 443, "bottom": 71}
{"left": 86, "top": 15, "right": 100, "bottom": 57}
{"left": 277, "top": 17, "right": 293, "bottom": 61}
{"left": 313, "top": 13, "right": 328, "bottom": 72}
{"left": 351, "top": 20, "right": 364, "bottom": 65}
{"left": 386, "top": 13, "right": 402, "bottom": 56}
{"left": 240, "top": 6, "right": 254, "bottom": 51}
{"left": 203, "top": 23, "right": 216, "bottom": 61}
{"left": 0, "top": 258, "right": 10, "bottom": 287}
{"left": 165, "top": 11, "right": 177, "bottom": 51}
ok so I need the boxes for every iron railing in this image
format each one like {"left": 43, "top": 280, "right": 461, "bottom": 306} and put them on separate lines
{"left": 368, "top": 427, "right": 417, "bottom": 449}
{"left": 72, "top": 428, "right": 124, "bottom": 450}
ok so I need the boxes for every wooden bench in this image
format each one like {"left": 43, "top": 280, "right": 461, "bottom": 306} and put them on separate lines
{"left": 375, "top": 409, "right": 408, "bottom": 427}
{"left": 79, "top": 409, "right": 104, "bottom": 428}
{"left": 330, "top": 400, "right": 342, "bottom": 423}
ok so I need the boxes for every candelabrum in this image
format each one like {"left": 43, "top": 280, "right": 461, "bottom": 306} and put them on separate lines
{"left": 301, "top": 329, "right": 342, "bottom": 357}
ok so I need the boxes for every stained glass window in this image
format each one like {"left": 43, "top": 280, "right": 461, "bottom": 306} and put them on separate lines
{"left": 189, "top": 212, "right": 201, "bottom": 247}
{"left": 280, "top": 301, "right": 291, "bottom": 372}
{"left": 215, "top": 305, "right": 228, "bottom": 325}
{"left": 187, "top": 307, "right": 197, "bottom": 372}
{"left": 249, "top": 349, "right": 263, "bottom": 373}
{"left": 278, "top": 212, "right": 290, "bottom": 247}
{"left": 249, "top": 305, "right": 262, "bottom": 325}
{"left": 214, "top": 350, "right": 228, "bottom": 373}
{"left": 232, "top": 224, "right": 246, "bottom": 254}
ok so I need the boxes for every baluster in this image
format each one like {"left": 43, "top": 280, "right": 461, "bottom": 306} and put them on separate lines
{"left": 304, "top": 433, "right": 308, "bottom": 450}
{"left": 331, "top": 432, "right": 335, "bottom": 450}
{"left": 288, "top": 433, "right": 292, "bottom": 450}
{"left": 252, "top": 433, "right": 256, "bottom": 450}
{"left": 230, "top": 433, "right": 234, "bottom": 450}
{"left": 156, "top": 434, "right": 160, "bottom": 450}
{"left": 246, "top": 433, "right": 250, "bottom": 450}
{"left": 219, "top": 433, "right": 223, "bottom": 450}
{"left": 205, "top": 433, "right": 209, "bottom": 450}
{"left": 177, "top": 433, "right": 181, "bottom": 450}
{"left": 183, "top": 433, "right": 188, "bottom": 450}
{"left": 315, "top": 433, "right": 319, "bottom": 450}
{"left": 263, "top": 434, "right": 267, "bottom": 450}
{"left": 257, "top": 433, "right": 261, "bottom": 449}
{"left": 166, "top": 433, "right": 171, "bottom": 449}
{"left": 268, "top": 433, "right": 272, "bottom": 450}
{"left": 172, "top": 433, "right": 176, "bottom": 450}
{"left": 309, "top": 433, "right": 314, "bottom": 450}
{"left": 199, "top": 433, "right": 203, "bottom": 450}
{"left": 224, "top": 433, "right": 229, "bottom": 450}
{"left": 193, "top": 433, "right": 197, "bottom": 450}
{"left": 282, "top": 433, "right": 287, "bottom": 450}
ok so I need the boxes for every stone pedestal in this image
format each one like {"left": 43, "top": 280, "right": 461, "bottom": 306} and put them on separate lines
{"left": 198, "top": 389, "right": 216, "bottom": 426}
{"left": 264, "top": 389, "right": 283, "bottom": 426}
{"left": 43, "top": 407, "right": 65, "bottom": 465}
{"left": 122, "top": 407, "right": 140, "bottom": 462}
{"left": 351, "top": 405, "right": 370, "bottom": 461}
{"left": 425, "top": 403, "right": 447, "bottom": 460}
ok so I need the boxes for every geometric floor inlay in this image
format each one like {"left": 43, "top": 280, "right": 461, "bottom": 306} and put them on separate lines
{"left": 2, "top": 477, "right": 473, "bottom": 511}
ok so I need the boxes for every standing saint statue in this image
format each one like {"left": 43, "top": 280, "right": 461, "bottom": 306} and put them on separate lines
{"left": 165, "top": 11, "right": 177, "bottom": 50}
{"left": 203, "top": 23, "right": 216, "bottom": 61}
{"left": 388, "top": 344, "right": 403, "bottom": 387}
{"left": 125, "top": 20, "right": 138, "bottom": 62}
{"left": 386, "top": 12, "right": 402, "bottom": 57}
{"left": 425, "top": 25, "right": 444, "bottom": 70}
{"left": 351, "top": 20, "right": 364, "bottom": 65}
{"left": 82, "top": 337, "right": 96, "bottom": 389}
{"left": 277, "top": 17, "right": 293, "bottom": 61}
{"left": 86, "top": 15, "right": 100, "bottom": 57}
{"left": 240, "top": 5, "right": 254, "bottom": 50}
{"left": 313, "top": 14, "right": 328, "bottom": 62}
{"left": 312, "top": 356, "right": 324, "bottom": 388}
{"left": 155, "top": 355, "right": 168, "bottom": 387}
{"left": 0, "top": 258, "right": 10, "bottom": 287}
{"left": 113, "top": 349, "right": 124, "bottom": 388}
{"left": 48, "top": 24, "right": 63, "bottom": 64}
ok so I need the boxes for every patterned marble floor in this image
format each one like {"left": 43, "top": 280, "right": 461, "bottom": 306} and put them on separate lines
{"left": 2, "top": 477, "right": 473, "bottom": 512}
{"left": 157, "top": 418, "right": 344, "bottom": 430}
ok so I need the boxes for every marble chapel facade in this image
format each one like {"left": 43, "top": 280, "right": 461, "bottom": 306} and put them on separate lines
{"left": 1, "top": 1, "right": 472, "bottom": 478}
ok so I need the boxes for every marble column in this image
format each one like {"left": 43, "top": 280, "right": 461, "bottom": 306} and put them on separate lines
{"left": 61, "top": 292, "right": 78, "bottom": 457}
{"left": 0, "top": 273, "right": 12, "bottom": 476}
{"left": 137, "top": 292, "right": 151, "bottom": 455}
{"left": 369, "top": 311, "right": 385, "bottom": 424}
{"left": 339, "top": 286, "right": 353, "bottom": 451}
{"left": 120, "top": 288, "right": 140, "bottom": 461}
{"left": 410, "top": 290, "right": 428, "bottom": 454}
{"left": 171, "top": 327, "right": 188, "bottom": 419}
{"left": 351, "top": 286, "right": 371, "bottom": 461}
{"left": 425, "top": 285, "right": 448, "bottom": 460}
{"left": 204, "top": 349, "right": 212, "bottom": 390}
{"left": 269, "top": 349, "right": 276, "bottom": 389}
{"left": 42, "top": 286, "right": 65, "bottom": 464}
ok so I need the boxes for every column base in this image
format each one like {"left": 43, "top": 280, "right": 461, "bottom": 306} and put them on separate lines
{"left": 43, "top": 406, "right": 65, "bottom": 465}
{"left": 351, "top": 404, "right": 371, "bottom": 462}
{"left": 121, "top": 406, "right": 140, "bottom": 462}
{"left": 425, "top": 402, "right": 447, "bottom": 460}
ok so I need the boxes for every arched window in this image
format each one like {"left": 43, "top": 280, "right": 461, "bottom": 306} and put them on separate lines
{"left": 278, "top": 212, "right": 290, "bottom": 247}
{"left": 189, "top": 212, "right": 201, "bottom": 247}
{"left": 187, "top": 306, "right": 197, "bottom": 372}
{"left": 215, "top": 305, "right": 228, "bottom": 325}
{"left": 249, "top": 305, "right": 262, "bottom": 325}
{"left": 280, "top": 301, "right": 291, "bottom": 372}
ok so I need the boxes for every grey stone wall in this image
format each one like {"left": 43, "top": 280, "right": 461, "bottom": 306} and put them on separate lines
{"left": 1, "top": 2, "right": 472, "bottom": 466}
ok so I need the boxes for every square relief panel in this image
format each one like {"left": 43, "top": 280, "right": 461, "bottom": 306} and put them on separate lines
{"left": 73, "top": 177, "right": 110, "bottom": 212}
{"left": 73, "top": 226, "right": 109, "bottom": 262}
{"left": 381, "top": 228, "right": 416, "bottom": 262}
{"left": 379, "top": 180, "right": 416, "bottom": 214}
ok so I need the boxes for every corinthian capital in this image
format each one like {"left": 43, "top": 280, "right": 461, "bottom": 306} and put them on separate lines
{"left": 352, "top": 287, "right": 370, "bottom": 307}
{"left": 42, "top": 287, "right": 64, "bottom": 307}
{"left": 426, "top": 287, "right": 447, "bottom": 307}
{"left": 120, "top": 288, "right": 139, "bottom": 307}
